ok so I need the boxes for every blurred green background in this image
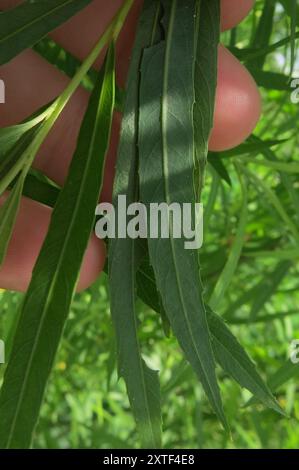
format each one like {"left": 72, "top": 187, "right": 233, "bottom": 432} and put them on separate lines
{"left": 1, "top": 0, "right": 299, "bottom": 448}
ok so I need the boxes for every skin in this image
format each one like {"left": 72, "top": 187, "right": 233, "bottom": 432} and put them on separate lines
{"left": 0, "top": 0, "right": 261, "bottom": 292}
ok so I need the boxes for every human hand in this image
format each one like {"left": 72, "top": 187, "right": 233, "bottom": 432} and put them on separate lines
{"left": 0, "top": 0, "right": 261, "bottom": 291}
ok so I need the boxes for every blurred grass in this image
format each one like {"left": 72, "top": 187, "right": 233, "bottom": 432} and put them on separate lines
{"left": 0, "top": 0, "right": 299, "bottom": 449}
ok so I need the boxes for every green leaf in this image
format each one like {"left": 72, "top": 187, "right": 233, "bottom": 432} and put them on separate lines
{"left": 0, "top": 118, "right": 48, "bottom": 266}
{"left": 280, "top": 0, "right": 299, "bottom": 75}
{"left": 249, "top": 261, "right": 291, "bottom": 320}
{"left": 248, "top": 69, "right": 291, "bottom": 91}
{"left": 224, "top": 260, "right": 292, "bottom": 323}
{"left": 137, "top": 246, "right": 171, "bottom": 337}
{"left": 193, "top": 0, "right": 220, "bottom": 199}
{"left": 0, "top": 124, "right": 42, "bottom": 196}
{"left": 243, "top": 247, "right": 299, "bottom": 261}
{"left": 0, "top": 111, "right": 48, "bottom": 161}
{"left": 211, "top": 138, "right": 288, "bottom": 160}
{"left": 108, "top": 0, "right": 162, "bottom": 449}
{"left": 230, "top": 31, "right": 299, "bottom": 63}
{"left": 209, "top": 166, "right": 248, "bottom": 310}
{"left": 203, "top": 168, "right": 221, "bottom": 236}
{"left": 247, "top": 359, "right": 299, "bottom": 409}
{"left": 133, "top": 252, "right": 282, "bottom": 416}
{"left": 139, "top": 0, "right": 227, "bottom": 429}
{"left": 248, "top": 135, "right": 299, "bottom": 222}
{"left": 207, "top": 308, "right": 283, "bottom": 415}
{"left": 280, "top": 0, "right": 299, "bottom": 26}
{"left": 244, "top": 167, "right": 299, "bottom": 245}
{"left": 34, "top": 36, "right": 125, "bottom": 111}
{"left": 268, "top": 360, "right": 299, "bottom": 391}
{"left": 228, "top": 309, "right": 299, "bottom": 325}
{"left": 250, "top": 0, "right": 275, "bottom": 70}
{"left": 0, "top": 0, "right": 132, "bottom": 199}
{"left": 0, "top": 171, "right": 25, "bottom": 266}
{"left": 17, "top": 169, "right": 60, "bottom": 208}
{"left": 208, "top": 156, "right": 232, "bottom": 186}
{"left": 237, "top": 157, "right": 299, "bottom": 174}
{"left": 0, "top": 43, "right": 116, "bottom": 449}
{"left": 0, "top": 0, "right": 92, "bottom": 65}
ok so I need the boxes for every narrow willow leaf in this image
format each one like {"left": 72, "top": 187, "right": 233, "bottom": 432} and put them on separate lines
{"left": 8, "top": 169, "right": 60, "bottom": 209}
{"left": 248, "top": 135, "right": 299, "bottom": 221}
{"left": 207, "top": 309, "right": 283, "bottom": 415}
{"left": 239, "top": 157, "right": 299, "bottom": 174}
{"left": 108, "top": 0, "right": 162, "bottom": 449}
{"left": 280, "top": 0, "right": 299, "bottom": 26}
{"left": 0, "top": 110, "right": 48, "bottom": 160}
{"left": 223, "top": 261, "right": 291, "bottom": 322}
{"left": 235, "top": 32, "right": 299, "bottom": 63}
{"left": 244, "top": 167, "right": 299, "bottom": 244}
{"left": 208, "top": 159, "right": 232, "bottom": 186}
{"left": 0, "top": 0, "right": 92, "bottom": 65}
{"left": 137, "top": 249, "right": 171, "bottom": 338}
{"left": 209, "top": 138, "right": 287, "bottom": 160}
{"left": 34, "top": 37, "right": 125, "bottom": 111}
{"left": 268, "top": 360, "right": 299, "bottom": 391}
{"left": 280, "top": 0, "right": 298, "bottom": 75}
{"left": 247, "top": 359, "right": 299, "bottom": 409}
{"left": 0, "top": 124, "right": 42, "bottom": 196}
{"left": 162, "top": 361, "right": 192, "bottom": 395}
{"left": 229, "top": 309, "right": 299, "bottom": 325}
{"left": 134, "top": 252, "right": 282, "bottom": 415}
{"left": 249, "top": 261, "right": 291, "bottom": 320}
{"left": 203, "top": 169, "right": 220, "bottom": 234}
{"left": 136, "top": 254, "right": 163, "bottom": 316}
{"left": 0, "top": 44, "right": 115, "bottom": 449}
{"left": 193, "top": 0, "right": 220, "bottom": 198}
{"left": 250, "top": 0, "right": 275, "bottom": 70}
{"left": 209, "top": 166, "right": 248, "bottom": 310}
{"left": 243, "top": 248, "right": 299, "bottom": 260}
{"left": 0, "top": 1, "right": 133, "bottom": 197}
{"left": 0, "top": 172, "right": 25, "bottom": 266}
{"left": 139, "top": 0, "right": 227, "bottom": 428}
{"left": 248, "top": 69, "right": 291, "bottom": 91}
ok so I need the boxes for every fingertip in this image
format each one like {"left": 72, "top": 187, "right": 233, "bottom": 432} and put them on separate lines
{"left": 221, "top": 0, "right": 255, "bottom": 31}
{"left": 209, "top": 45, "right": 261, "bottom": 152}
{"left": 0, "top": 197, "right": 106, "bottom": 292}
{"left": 77, "top": 235, "right": 106, "bottom": 291}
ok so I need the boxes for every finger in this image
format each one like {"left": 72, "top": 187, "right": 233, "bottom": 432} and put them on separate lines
{"left": 0, "top": 0, "right": 259, "bottom": 292}
{"left": 0, "top": 0, "right": 142, "bottom": 86}
{"left": 221, "top": 0, "right": 255, "bottom": 31}
{"left": 0, "top": 195, "right": 106, "bottom": 292}
{"left": 0, "top": 48, "right": 92, "bottom": 187}
{"left": 209, "top": 45, "right": 261, "bottom": 152}
{"left": 0, "top": 1, "right": 255, "bottom": 79}
{"left": 0, "top": 0, "right": 260, "bottom": 173}
{"left": 48, "top": 0, "right": 255, "bottom": 69}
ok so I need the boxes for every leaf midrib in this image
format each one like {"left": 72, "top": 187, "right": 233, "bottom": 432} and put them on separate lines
{"left": 161, "top": 0, "right": 220, "bottom": 412}
{"left": 110, "top": 207, "right": 157, "bottom": 446}
{"left": 130, "top": 240, "right": 157, "bottom": 446}
{"left": 4, "top": 59, "right": 113, "bottom": 448}
{"left": 0, "top": 0, "right": 77, "bottom": 45}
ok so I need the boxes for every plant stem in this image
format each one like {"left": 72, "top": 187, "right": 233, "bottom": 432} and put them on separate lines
{"left": 2, "top": 0, "right": 134, "bottom": 192}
